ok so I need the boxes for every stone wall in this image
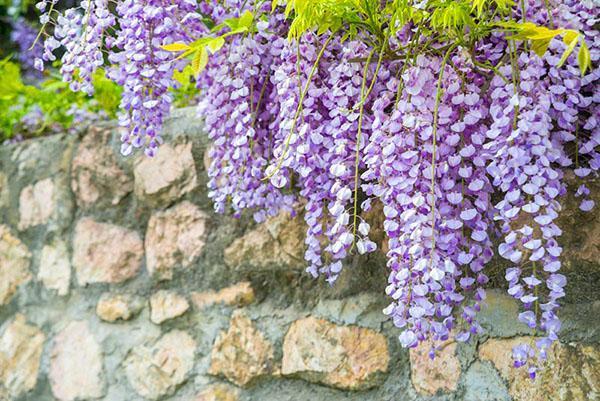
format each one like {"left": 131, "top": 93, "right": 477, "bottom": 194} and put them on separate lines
{"left": 0, "top": 108, "right": 599, "bottom": 401}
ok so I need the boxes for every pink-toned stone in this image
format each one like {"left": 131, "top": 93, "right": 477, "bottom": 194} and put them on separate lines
{"left": 149, "top": 290, "right": 190, "bottom": 324}
{"left": 224, "top": 211, "right": 305, "bottom": 271}
{"left": 124, "top": 330, "right": 197, "bottom": 400}
{"left": 191, "top": 282, "right": 255, "bottom": 309}
{"left": 96, "top": 293, "right": 144, "bottom": 322}
{"left": 203, "top": 147, "right": 213, "bottom": 172}
{"left": 73, "top": 218, "right": 143, "bottom": 285}
{"left": 145, "top": 201, "right": 208, "bottom": 280}
{"left": 49, "top": 321, "right": 105, "bottom": 401}
{"left": 18, "top": 178, "right": 55, "bottom": 230}
{"left": 195, "top": 384, "right": 240, "bottom": 401}
{"left": 410, "top": 338, "right": 461, "bottom": 395}
{"left": 71, "top": 126, "right": 133, "bottom": 208}
{"left": 282, "top": 316, "right": 389, "bottom": 390}
{"left": 0, "top": 314, "right": 45, "bottom": 397}
{"left": 480, "top": 337, "right": 600, "bottom": 401}
{"left": 209, "top": 311, "right": 275, "bottom": 387}
{"left": 37, "top": 240, "right": 70, "bottom": 296}
{"left": 134, "top": 142, "right": 197, "bottom": 206}
{"left": 0, "top": 225, "right": 31, "bottom": 306}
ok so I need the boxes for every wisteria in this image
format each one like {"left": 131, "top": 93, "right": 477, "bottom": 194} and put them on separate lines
{"left": 29, "top": 0, "right": 599, "bottom": 378}
{"left": 10, "top": 18, "right": 44, "bottom": 82}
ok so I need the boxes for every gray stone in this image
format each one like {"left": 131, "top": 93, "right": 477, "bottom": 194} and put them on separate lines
{"left": 479, "top": 289, "right": 532, "bottom": 337}
{"left": 462, "top": 361, "right": 511, "bottom": 401}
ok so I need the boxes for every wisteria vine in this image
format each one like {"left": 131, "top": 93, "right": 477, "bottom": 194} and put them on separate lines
{"left": 33, "top": 0, "right": 599, "bottom": 378}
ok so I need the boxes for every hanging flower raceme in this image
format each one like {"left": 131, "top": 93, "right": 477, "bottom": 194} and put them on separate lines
{"left": 30, "top": 0, "right": 599, "bottom": 379}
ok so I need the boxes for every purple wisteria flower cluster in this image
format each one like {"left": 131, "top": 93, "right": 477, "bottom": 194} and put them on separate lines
{"left": 10, "top": 18, "right": 44, "bottom": 82}
{"left": 33, "top": 0, "right": 598, "bottom": 378}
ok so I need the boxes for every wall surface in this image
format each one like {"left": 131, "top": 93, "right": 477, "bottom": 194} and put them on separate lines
{"left": 0, "top": 108, "right": 599, "bottom": 401}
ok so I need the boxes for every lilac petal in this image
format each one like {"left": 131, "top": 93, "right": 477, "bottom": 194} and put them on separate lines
{"left": 580, "top": 200, "right": 595, "bottom": 211}
{"left": 518, "top": 311, "right": 537, "bottom": 328}
{"left": 460, "top": 209, "right": 477, "bottom": 221}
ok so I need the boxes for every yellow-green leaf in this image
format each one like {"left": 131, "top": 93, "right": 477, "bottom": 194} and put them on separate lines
{"left": 471, "top": 0, "right": 485, "bottom": 17}
{"left": 161, "top": 43, "right": 190, "bottom": 52}
{"left": 557, "top": 34, "right": 579, "bottom": 67}
{"left": 238, "top": 10, "right": 254, "bottom": 29}
{"left": 531, "top": 38, "right": 552, "bottom": 57}
{"left": 271, "top": 0, "right": 280, "bottom": 12}
{"left": 578, "top": 41, "right": 591, "bottom": 76}
{"left": 206, "top": 36, "right": 225, "bottom": 53}
{"left": 527, "top": 28, "right": 564, "bottom": 41}
{"left": 173, "top": 64, "right": 194, "bottom": 85}
{"left": 563, "top": 30, "right": 579, "bottom": 46}
{"left": 191, "top": 47, "right": 209, "bottom": 77}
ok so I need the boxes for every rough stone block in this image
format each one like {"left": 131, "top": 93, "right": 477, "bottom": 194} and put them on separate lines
{"left": 18, "top": 178, "right": 56, "bottom": 230}
{"left": 149, "top": 290, "right": 190, "bottom": 324}
{"left": 409, "top": 338, "right": 461, "bottom": 395}
{"left": 0, "top": 225, "right": 31, "bottom": 306}
{"left": 191, "top": 282, "right": 255, "bottom": 310}
{"left": 224, "top": 211, "right": 305, "bottom": 271}
{"left": 73, "top": 218, "right": 143, "bottom": 285}
{"left": 479, "top": 337, "right": 600, "bottom": 401}
{"left": 96, "top": 293, "right": 144, "bottom": 322}
{"left": 281, "top": 316, "right": 389, "bottom": 390}
{"left": 134, "top": 142, "right": 197, "bottom": 207}
{"left": 124, "top": 330, "right": 197, "bottom": 400}
{"left": 209, "top": 311, "right": 275, "bottom": 387}
{"left": 49, "top": 321, "right": 105, "bottom": 401}
{"left": 71, "top": 126, "right": 133, "bottom": 209}
{"left": 0, "top": 315, "right": 45, "bottom": 398}
{"left": 37, "top": 240, "right": 71, "bottom": 296}
{"left": 145, "top": 201, "right": 208, "bottom": 280}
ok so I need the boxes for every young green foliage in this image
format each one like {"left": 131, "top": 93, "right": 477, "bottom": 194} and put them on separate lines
{"left": 501, "top": 21, "right": 592, "bottom": 76}
{"left": 162, "top": 10, "right": 255, "bottom": 77}
{"left": 0, "top": 59, "right": 121, "bottom": 140}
